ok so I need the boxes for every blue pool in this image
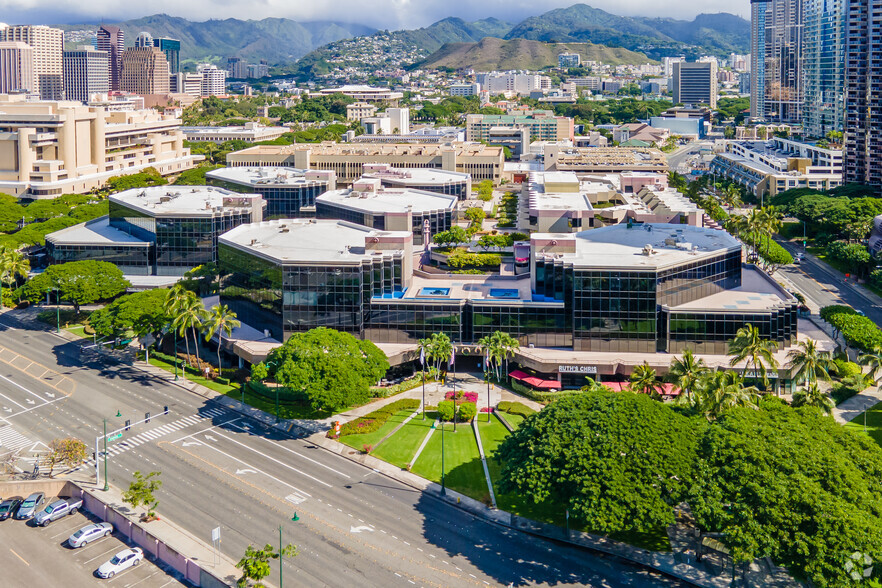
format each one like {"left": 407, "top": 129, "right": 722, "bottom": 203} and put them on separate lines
{"left": 418, "top": 287, "right": 451, "bottom": 298}
{"left": 490, "top": 288, "right": 520, "bottom": 299}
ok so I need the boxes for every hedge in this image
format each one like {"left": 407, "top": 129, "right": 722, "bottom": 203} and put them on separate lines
{"left": 510, "top": 378, "right": 581, "bottom": 403}
{"left": 823, "top": 308, "right": 882, "bottom": 352}
{"left": 831, "top": 383, "right": 860, "bottom": 405}
{"left": 335, "top": 399, "right": 420, "bottom": 437}
{"left": 496, "top": 401, "right": 536, "bottom": 418}
{"left": 820, "top": 305, "right": 857, "bottom": 322}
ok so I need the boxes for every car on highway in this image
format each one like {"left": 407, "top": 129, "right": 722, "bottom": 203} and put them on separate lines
{"left": 97, "top": 547, "right": 143, "bottom": 578}
{"left": 15, "top": 492, "right": 44, "bottom": 520}
{"left": 34, "top": 497, "right": 82, "bottom": 526}
{"left": 68, "top": 522, "right": 113, "bottom": 548}
{"left": 0, "top": 497, "right": 22, "bottom": 521}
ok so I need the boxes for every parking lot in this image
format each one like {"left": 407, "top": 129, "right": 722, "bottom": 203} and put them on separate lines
{"left": 0, "top": 502, "right": 188, "bottom": 587}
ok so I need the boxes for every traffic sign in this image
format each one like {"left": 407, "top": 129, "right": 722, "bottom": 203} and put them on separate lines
{"left": 106, "top": 433, "right": 122, "bottom": 441}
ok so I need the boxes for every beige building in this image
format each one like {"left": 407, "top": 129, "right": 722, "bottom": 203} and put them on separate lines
{"left": 0, "top": 41, "right": 35, "bottom": 94}
{"left": 0, "top": 25, "right": 63, "bottom": 100}
{"left": 120, "top": 47, "right": 170, "bottom": 95}
{"left": 0, "top": 94, "right": 202, "bottom": 198}
{"left": 227, "top": 142, "right": 504, "bottom": 182}
{"left": 346, "top": 102, "right": 377, "bottom": 121}
{"left": 542, "top": 145, "right": 668, "bottom": 174}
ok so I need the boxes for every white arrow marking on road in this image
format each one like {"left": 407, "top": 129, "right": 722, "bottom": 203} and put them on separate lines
{"left": 350, "top": 525, "right": 374, "bottom": 534}
{"left": 3, "top": 407, "right": 10, "bottom": 413}
{"left": 45, "top": 393, "right": 54, "bottom": 398}
{"left": 182, "top": 441, "right": 202, "bottom": 447}
{"left": 235, "top": 468, "right": 256, "bottom": 475}
{"left": 204, "top": 435, "right": 217, "bottom": 442}
{"left": 25, "top": 399, "right": 34, "bottom": 405}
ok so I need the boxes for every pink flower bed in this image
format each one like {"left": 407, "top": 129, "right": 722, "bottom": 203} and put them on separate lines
{"left": 445, "top": 391, "right": 478, "bottom": 403}
{"left": 479, "top": 406, "right": 491, "bottom": 413}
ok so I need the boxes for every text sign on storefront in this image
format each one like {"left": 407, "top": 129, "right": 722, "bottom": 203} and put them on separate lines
{"left": 558, "top": 365, "right": 597, "bottom": 374}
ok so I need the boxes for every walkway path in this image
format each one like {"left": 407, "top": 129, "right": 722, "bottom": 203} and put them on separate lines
{"left": 833, "top": 387, "right": 882, "bottom": 424}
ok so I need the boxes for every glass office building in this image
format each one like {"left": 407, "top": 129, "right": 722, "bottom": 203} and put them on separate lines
{"left": 360, "top": 164, "right": 472, "bottom": 201}
{"left": 206, "top": 167, "right": 336, "bottom": 218}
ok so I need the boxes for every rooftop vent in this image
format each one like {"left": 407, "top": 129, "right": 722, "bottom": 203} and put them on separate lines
{"left": 643, "top": 244, "right": 655, "bottom": 256}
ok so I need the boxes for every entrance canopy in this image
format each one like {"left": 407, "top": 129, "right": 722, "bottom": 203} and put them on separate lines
{"left": 509, "top": 370, "right": 560, "bottom": 390}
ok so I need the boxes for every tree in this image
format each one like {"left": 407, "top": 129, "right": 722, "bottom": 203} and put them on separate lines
{"left": 432, "top": 226, "right": 470, "bottom": 247}
{"left": 420, "top": 332, "right": 452, "bottom": 385}
{"left": 785, "top": 339, "right": 834, "bottom": 386}
{"left": 0, "top": 247, "right": 29, "bottom": 305}
{"left": 496, "top": 392, "right": 698, "bottom": 534}
{"left": 667, "top": 350, "right": 709, "bottom": 403}
{"left": 791, "top": 382, "right": 834, "bottom": 415}
{"left": 859, "top": 348, "right": 882, "bottom": 385}
{"left": 727, "top": 324, "right": 779, "bottom": 389}
{"left": 89, "top": 289, "right": 170, "bottom": 340}
{"left": 203, "top": 304, "right": 241, "bottom": 371}
{"left": 260, "top": 328, "right": 389, "bottom": 412}
{"left": 692, "top": 370, "right": 758, "bottom": 420}
{"left": 757, "top": 239, "right": 793, "bottom": 274}
{"left": 464, "top": 207, "right": 486, "bottom": 229}
{"left": 43, "top": 437, "right": 87, "bottom": 477}
{"left": 15, "top": 261, "right": 130, "bottom": 314}
{"left": 122, "top": 471, "right": 162, "bottom": 518}
{"left": 168, "top": 286, "right": 209, "bottom": 368}
{"left": 629, "top": 362, "right": 662, "bottom": 399}
{"left": 689, "top": 398, "right": 882, "bottom": 586}
{"left": 236, "top": 543, "right": 297, "bottom": 588}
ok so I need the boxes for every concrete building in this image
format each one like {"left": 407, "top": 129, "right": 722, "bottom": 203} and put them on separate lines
{"left": 134, "top": 32, "right": 153, "bottom": 48}
{"left": 316, "top": 85, "right": 403, "bottom": 102}
{"left": 120, "top": 47, "right": 170, "bottom": 95}
{"left": 466, "top": 111, "right": 574, "bottom": 143}
{"left": 0, "top": 94, "right": 201, "bottom": 198}
{"left": 476, "top": 73, "right": 552, "bottom": 96}
{"left": 558, "top": 53, "right": 581, "bottom": 68}
{"left": 197, "top": 64, "right": 226, "bottom": 97}
{"left": 612, "top": 123, "right": 670, "bottom": 147}
{"left": 360, "top": 163, "right": 472, "bottom": 201}
{"left": 63, "top": 47, "right": 109, "bottom": 103}
{"left": 448, "top": 83, "right": 481, "bottom": 97}
{"left": 227, "top": 142, "right": 504, "bottom": 182}
{"left": 0, "top": 25, "right": 63, "bottom": 100}
{"left": 750, "top": 0, "right": 804, "bottom": 123}
{"left": 96, "top": 25, "right": 124, "bottom": 91}
{"left": 672, "top": 61, "right": 718, "bottom": 108}
{"left": 45, "top": 186, "right": 263, "bottom": 275}
{"left": 346, "top": 102, "right": 376, "bottom": 121}
{"left": 227, "top": 57, "right": 247, "bottom": 79}
{"left": 206, "top": 166, "right": 337, "bottom": 218}
{"left": 182, "top": 122, "right": 287, "bottom": 144}
{"left": 172, "top": 72, "right": 203, "bottom": 97}
{"left": 542, "top": 145, "right": 668, "bottom": 174}
{"left": 0, "top": 41, "right": 35, "bottom": 94}
{"left": 152, "top": 38, "right": 181, "bottom": 74}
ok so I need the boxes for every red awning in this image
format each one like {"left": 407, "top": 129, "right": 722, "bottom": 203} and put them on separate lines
{"left": 509, "top": 370, "right": 560, "bottom": 390}
{"left": 601, "top": 381, "right": 681, "bottom": 396}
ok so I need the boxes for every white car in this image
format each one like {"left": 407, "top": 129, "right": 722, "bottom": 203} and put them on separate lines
{"left": 96, "top": 547, "right": 143, "bottom": 578}
{"left": 69, "top": 522, "right": 113, "bottom": 548}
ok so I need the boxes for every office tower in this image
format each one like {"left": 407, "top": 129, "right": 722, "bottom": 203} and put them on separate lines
{"left": 0, "top": 25, "right": 64, "bottom": 99}
{"left": 844, "top": 0, "right": 882, "bottom": 189}
{"left": 197, "top": 64, "right": 226, "bottom": 96}
{"left": 134, "top": 32, "right": 154, "bottom": 48}
{"left": 0, "top": 41, "right": 35, "bottom": 94}
{"left": 558, "top": 53, "right": 581, "bottom": 68}
{"left": 152, "top": 38, "right": 181, "bottom": 74}
{"left": 750, "top": 0, "right": 804, "bottom": 123}
{"left": 97, "top": 25, "right": 124, "bottom": 91}
{"left": 120, "top": 47, "right": 170, "bottom": 94}
{"left": 803, "top": 0, "right": 845, "bottom": 137}
{"left": 227, "top": 57, "right": 247, "bottom": 79}
{"left": 63, "top": 47, "right": 110, "bottom": 102}
{"left": 672, "top": 61, "right": 718, "bottom": 108}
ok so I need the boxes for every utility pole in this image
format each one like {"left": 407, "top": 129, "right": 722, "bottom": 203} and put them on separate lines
{"left": 102, "top": 418, "right": 109, "bottom": 491}
{"left": 173, "top": 329, "right": 178, "bottom": 380}
{"left": 278, "top": 524, "right": 283, "bottom": 588}
{"left": 440, "top": 420, "right": 446, "bottom": 496}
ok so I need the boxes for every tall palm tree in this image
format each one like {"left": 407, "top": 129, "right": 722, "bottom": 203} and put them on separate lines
{"left": 168, "top": 286, "right": 209, "bottom": 368}
{"left": 667, "top": 350, "right": 709, "bottom": 402}
{"left": 695, "top": 371, "right": 758, "bottom": 420}
{"left": 758, "top": 205, "right": 783, "bottom": 258}
{"left": 479, "top": 330, "right": 519, "bottom": 382}
{"left": 859, "top": 348, "right": 882, "bottom": 385}
{"left": 728, "top": 324, "right": 779, "bottom": 391}
{"left": 743, "top": 208, "right": 765, "bottom": 258}
{"left": 203, "top": 304, "right": 241, "bottom": 373}
{"left": 0, "top": 247, "right": 29, "bottom": 306}
{"left": 791, "top": 382, "right": 834, "bottom": 415}
{"left": 420, "top": 332, "right": 452, "bottom": 389}
{"left": 785, "top": 339, "right": 834, "bottom": 386}
{"left": 630, "top": 363, "right": 662, "bottom": 400}
{"left": 722, "top": 184, "right": 743, "bottom": 211}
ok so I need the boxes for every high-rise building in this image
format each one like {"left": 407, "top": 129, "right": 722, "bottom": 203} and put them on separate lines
{"left": 844, "top": 0, "right": 882, "bottom": 189}
{"left": 120, "top": 47, "right": 170, "bottom": 95}
{"left": 134, "top": 32, "right": 154, "bottom": 48}
{"left": 558, "top": 53, "right": 581, "bottom": 68}
{"left": 0, "top": 41, "right": 35, "bottom": 94}
{"left": 0, "top": 25, "right": 64, "bottom": 100}
{"left": 63, "top": 47, "right": 110, "bottom": 103}
{"left": 197, "top": 64, "right": 226, "bottom": 96}
{"left": 750, "top": 0, "right": 804, "bottom": 123}
{"left": 672, "top": 61, "right": 718, "bottom": 108}
{"left": 803, "top": 0, "right": 845, "bottom": 138}
{"left": 172, "top": 72, "right": 203, "bottom": 96}
{"left": 96, "top": 25, "right": 124, "bottom": 91}
{"left": 227, "top": 57, "right": 247, "bottom": 79}
{"left": 152, "top": 38, "right": 181, "bottom": 74}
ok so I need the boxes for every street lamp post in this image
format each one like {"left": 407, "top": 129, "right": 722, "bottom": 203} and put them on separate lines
{"left": 278, "top": 524, "right": 284, "bottom": 588}
{"left": 46, "top": 288, "right": 60, "bottom": 333}
{"left": 173, "top": 328, "right": 179, "bottom": 381}
{"left": 440, "top": 419, "right": 446, "bottom": 496}
{"left": 102, "top": 418, "right": 109, "bottom": 491}
{"left": 275, "top": 387, "right": 280, "bottom": 423}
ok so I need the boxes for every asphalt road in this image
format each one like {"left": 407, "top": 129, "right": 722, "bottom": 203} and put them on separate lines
{"left": 0, "top": 313, "right": 682, "bottom": 588}
{"left": 665, "top": 142, "right": 702, "bottom": 172}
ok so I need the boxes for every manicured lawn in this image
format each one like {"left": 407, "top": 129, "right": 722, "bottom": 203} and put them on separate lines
{"left": 411, "top": 421, "right": 487, "bottom": 501}
{"left": 65, "top": 325, "right": 90, "bottom": 339}
{"left": 339, "top": 410, "right": 414, "bottom": 452}
{"left": 148, "top": 355, "right": 238, "bottom": 395}
{"left": 844, "top": 401, "right": 882, "bottom": 446}
{"left": 371, "top": 411, "right": 438, "bottom": 469}
{"left": 497, "top": 411, "right": 525, "bottom": 429}
{"left": 226, "top": 385, "right": 331, "bottom": 420}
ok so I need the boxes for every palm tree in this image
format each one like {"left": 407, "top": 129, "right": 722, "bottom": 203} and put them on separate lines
{"left": 203, "top": 304, "right": 241, "bottom": 373}
{"left": 694, "top": 370, "right": 758, "bottom": 420}
{"left": 167, "top": 286, "right": 209, "bottom": 368}
{"left": 0, "top": 247, "right": 29, "bottom": 306}
{"left": 758, "top": 205, "right": 783, "bottom": 258}
{"left": 420, "top": 333, "right": 452, "bottom": 389}
{"left": 667, "top": 350, "right": 709, "bottom": 402}
{"left": 743, "top": 208, "right": 765, "bottom": 258}
{"left": 630, "top": 363, "right": 662, "bottom": 399}
{"left": 722, "top": 184, "right": 743, "bottom": 211}
{"left": 859, "top": 348, "right": 882, "bottom": 385}
{"left": 791, "top": 382, "right": 834, "bottom": 415}
{"left": 785, "top": 339, "right": 834, "bottom": 386}
{"left": 728, "top": 324, "right": 779, "bottom": 391}
{"left": 479, "top": 330, "right": 519, "bottom": 382}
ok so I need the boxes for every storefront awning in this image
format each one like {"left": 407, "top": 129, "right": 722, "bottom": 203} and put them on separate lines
{"left": 510, "top": 370, "right": 560, "bottom": 390}
{"left": 602, "top": 381, "right": 681, "bottom": 396}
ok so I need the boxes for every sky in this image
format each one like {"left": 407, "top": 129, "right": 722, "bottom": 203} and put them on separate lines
{"left": 0, "top": 0, "right": 752, "bottom": 28}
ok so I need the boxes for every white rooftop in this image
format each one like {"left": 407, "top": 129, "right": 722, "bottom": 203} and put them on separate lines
{"left": 669, "top": 266, "right": 793, "bottom": 311}
{"left": 219, "top": 219, "right": 410, "bottom": 264}
{"left": 110, "top": 186, "right": 261, "bottom": 217}
{"left": 206, "top": 166, "right": 333, "bottom": 187}
{"left": 316, "top": 187, "right": 457, "bottom": 214}
{"left": 45, "top": 216, "right": 148, "bottom": 246}
{"left": 361, "top": 166, "right": 470, "bottom": 184}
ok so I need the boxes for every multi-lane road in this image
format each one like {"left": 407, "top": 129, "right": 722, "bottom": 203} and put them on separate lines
{"left": 0, "top": 312, "right": 681, "bottom": 588}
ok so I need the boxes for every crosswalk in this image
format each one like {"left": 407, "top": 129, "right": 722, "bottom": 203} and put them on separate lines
{"left": 0, "top": 423, "right": 39, "bottom": 454}
{"left": 85, "top": 407, "right": 231, "bottom": 466}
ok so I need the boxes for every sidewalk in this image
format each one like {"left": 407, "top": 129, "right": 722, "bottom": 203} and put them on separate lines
{"left": 833, "top": 387, "right": 882, "bottom": 424}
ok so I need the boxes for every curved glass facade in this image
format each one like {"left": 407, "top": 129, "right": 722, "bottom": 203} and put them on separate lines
{"left": 211, "top": 179, "right": 328, "bottom": 219}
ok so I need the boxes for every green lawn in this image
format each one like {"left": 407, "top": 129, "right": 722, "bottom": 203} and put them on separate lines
{"left": 65, "top": 325, "right": 90, "bottom": 339}
{"left": 148, "top": 355, "right": 239, "bottom": 395}
{"left": 497, "top": 411, "right": 525, "bottom": 429}
{"left": 339, "top": 410, "right": 415, "bottom": 452}
{"left": 411, "top": 421, "right": 488, "bottom": 501}
{"left": 844, "top": 401, "right": 882, "bottom": 446}
{"left": 371, "top": 411, "right": 438, "bottom": 469}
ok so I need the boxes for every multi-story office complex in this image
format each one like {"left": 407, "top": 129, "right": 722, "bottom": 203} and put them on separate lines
{"left": 227, "top": 57, "right": 248, "bottom": 79}
{"left": 0, "top": 94, "right": 200, "bottom": 197}
{"left": 172, "top": 72, "right": 203, "bottom": 96}
{"left": 346, "top": 102, "right": 377, "bottom": 120}
{"left": 672, "top": 61, "right": 718, "bottom": 108}
{"left": 182, "top": 122, "right": 286, "bottom": 144}
{"left": 448, "top": 83, "right": 481, "bottom": 97}
{"left": 558, "top": 53, "right": 581, "bottom": 68}
{"left": 62, "top": 47, "right": 109, "bottom": 103}
{"left": 120, "top": 47, "right": 170, "bottom": 95}
{"left": 197, "top": 64, "right": 226, "bottom": 96}
{"left": 206, "top": 166, "right": 337, "bottom": 218}
{"left": 227, "top": 142, "right": 504, "bottom": 182}
{"left": 0, "top": 24, "right": 63, "bottom": 100}
{"left": 152, "top": 38, "right": 181, "bottom": 74}
{"left": 316, "top": 85, "right": 403, "bottom": 103}
{"left": 0, "top": 42, "right": 35, "bottom": 94}
{"left": 750, "top": 0, "right": 804, "bottom": 123}
{"left": 46, "top": 186, "right": 264, "bottom": 275}
{"left": 466, "top": 111, "right": 575, "bottom": 143}
{"left": 475, "top": 73, "right": 552, "bottom": 96}
{"left": 542, "top": 145, "right": 668, "bottom": 174}
{"left": 360, "top": 164, "right": 472, "bottom": 201}
{"left": 134, "top": 32, "right": 153, "bottom": 48}
{"left": 803, "top": 0, "right": 845, "bottom": 137}
{"left": 96, "top": 25, "right": 124, "bottom": 91}
{"left": 844, "top": 0, "right": 882, "bottom": 190}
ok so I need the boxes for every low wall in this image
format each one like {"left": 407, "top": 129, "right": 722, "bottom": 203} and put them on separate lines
{"left": 0, "top": 479, "right": 78, "bottom": 499}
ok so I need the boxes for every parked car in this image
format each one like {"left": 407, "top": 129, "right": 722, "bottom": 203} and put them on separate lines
{"left": 68, "top": 522, "right": 113, "bottom": 548}
{"left": 97, "top": 548, "right": 143, "bottom": 578}
{"left": 0, "top": 497, "right": 21, "bottom": 521}
{"left": 15, "top": 492, "right": 44, "bottom": 520}
{"left": 34, "top": 497, "right": 82, "bottom": 526}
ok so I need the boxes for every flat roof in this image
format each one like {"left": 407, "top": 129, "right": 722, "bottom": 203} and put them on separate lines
{"left": 206, "top": 166, "right": 333, "bottom": 187}
{"left": 395, "top": 275, "right": 538, "bottom": 304}
{"left": 534, "top": 223, "right": 741, "bottom": 269}
{"left": 668, "top": 266, "right": 794, "bottom": 311}
{"left": 219, "top": 219, "right": 410, "bottom": 264}
{"left": 316, "top": 187, "right": 457, "bottom": 214}
{"left": 362, "top": 167, "right": 470, "bottom": 184}
{"left": 110, "top": 185, "right": 261, "bottom": 217}
{"left": 45, "top": 216, "right": 149, "bottom": 246}
{"left": 526, "top": 171, "right": 619, "bottom": 212}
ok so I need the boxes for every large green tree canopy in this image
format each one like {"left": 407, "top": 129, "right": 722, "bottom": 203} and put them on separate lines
{"left": 89, "top": 289, "right": 170, "bottom": 339}
{"left": 690, "top": 397, "right": 882, "bottom": 586}
{"left": 15, "top": 261, "right": 130, "bottom": 312}
{"left": 495, "top": 391, "right": 699, "bottom": 534}
{"left": 262, "top": 327, "right": 389, "bottom": 412}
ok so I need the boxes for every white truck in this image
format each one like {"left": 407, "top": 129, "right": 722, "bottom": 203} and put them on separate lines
{"left": 34, "top": 497, "right": 83, "bottom": 526}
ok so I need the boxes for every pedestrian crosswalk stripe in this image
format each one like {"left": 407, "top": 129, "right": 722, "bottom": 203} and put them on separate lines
{"left": 0, "top": 425, "right": 37, "bottom": 453}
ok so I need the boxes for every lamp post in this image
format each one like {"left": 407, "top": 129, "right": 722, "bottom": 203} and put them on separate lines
{"left": 173, "top": 328, "right": 179, "bottom": 381}
{"left": 102, "top": 418, "right": 109, "bottom": 491}
{"left": 440, "top": 419, "right": 446, "bottom": 496}
{"left": 278, "top": 524, "right": 284, "bottom": 588}
{"left": 46, "top": 287, "right": 60, "bottom": 333}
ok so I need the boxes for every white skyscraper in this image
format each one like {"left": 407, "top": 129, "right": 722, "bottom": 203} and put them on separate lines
{"left": 63, "top": 46, "right": 110, "bottom": 103}
{"left": 0, "top": 25, "right": 64, "bottom": 99}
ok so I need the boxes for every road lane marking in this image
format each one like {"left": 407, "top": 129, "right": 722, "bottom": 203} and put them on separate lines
{"left": 229, "top": 422, "right": 351, "bottom": 478}
{"left": 124, "top": 569, "right": 161, "bottom": 587}
{"left": 6, "top": 396, "right": 66, "bottom": 418}
{"left": 0, "top": 388, "right": 27, "bottom": 410}
{"left": 0, "top": 373, "right": 48, "bottom": 403}
{"left": 9, "top": 548, "right": 28, "bottom": 565}
{"left": 171, "top": 418, "right": 240, "bottom": 443}
{"left": 83, "top": 545, "right": 122, "bottom": 564}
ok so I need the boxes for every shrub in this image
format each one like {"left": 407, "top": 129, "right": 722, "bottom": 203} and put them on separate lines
{"left": 445, "top": 391, "right": 478, "bottom": 403}
{"left": 458, "top": 401, "right": 477, "bottom": 422}
{"left": 215, "top": 376, "right": 230, "bottom": 385}
{"left": 831, "top": 383, "right": 860, "bottom": 405}
{"left": 446, "top": 249, "right": 501, "bottom": 269}
{"left": 335, "top": 398, "right": 419, "bottom": 437}
{"left": 827, "top": 313, "right": 882, "bottom": 351}
{"left": 497, "top": 401, "right": 537, "bottom": 418}
{"left": 437, "top": 400, "right": 455, "bottom": 421}
{"left": 833, "top": 359, "right": 862, "bottom": 379}
{"left": 820, "top": 305, "right": 857, "bottom": 322}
